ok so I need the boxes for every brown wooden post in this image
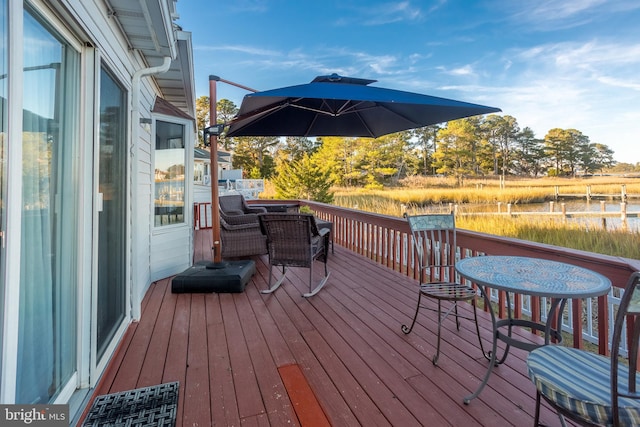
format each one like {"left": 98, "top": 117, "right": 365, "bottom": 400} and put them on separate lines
{"left": 207, "top": 76, "right": 257, "bottom": 263}
{"left": 209, "top": 76, "right": 221, "bottom": 262}
{"left": 572, "top": 299, "right": 584, "bottom": 349}
{"left": 598, "top": 294, "right": 610, "bottom": 356}
{"left": 531, "top": 296, "right": 541, "bottom": 334}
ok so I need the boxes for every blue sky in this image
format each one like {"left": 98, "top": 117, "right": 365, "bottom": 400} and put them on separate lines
{"left": 177, "top": 0, "right": 640, "bottom": 163}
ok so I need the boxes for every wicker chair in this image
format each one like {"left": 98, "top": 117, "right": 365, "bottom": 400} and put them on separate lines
{"left": 219, "top": 213, "right": 267, "bottom": 259}
{"left": 401, "top": 213, "right": 485, "bottom": 366}
{"left": 219, "top": 194, "right": 267, "bottom": 216}
{"left": 258, "top": 213, "right": 330, "bottom": 298}
{"left": 219, "top": 207, "right": 259, "bottom": 227}
{"left": 527, "top": 272, "right": 640, "bottom": 427}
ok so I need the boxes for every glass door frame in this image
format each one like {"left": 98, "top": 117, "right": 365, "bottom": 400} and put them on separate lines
{"left": 90, "top": 58, "right": 132, "bottom": 383}
{"left": 0, "top": 0, "right": 21, "bottom": 403}
{"left": 1, "top": 0, "right": 86, "bottom": 404}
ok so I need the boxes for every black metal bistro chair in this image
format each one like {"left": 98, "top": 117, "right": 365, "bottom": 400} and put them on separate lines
{"left": 527, "top": 272, "right": 640, "bottom": 427}
{"left": 401, "top": 213, "right": 484, "bottom": 365}
{"left": 258, "top": 213, "right": 330, "bottom": 298}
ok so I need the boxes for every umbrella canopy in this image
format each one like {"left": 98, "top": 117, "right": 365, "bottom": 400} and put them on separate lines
{"left": 226, "top": 74, "right": 501, "bottom": 138}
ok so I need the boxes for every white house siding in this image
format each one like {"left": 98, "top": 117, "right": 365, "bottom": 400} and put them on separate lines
{"left": 0, "top": 0, "right": 195, "bottom": 410}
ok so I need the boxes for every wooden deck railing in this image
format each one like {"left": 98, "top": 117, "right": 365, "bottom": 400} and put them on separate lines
{"left": 301, "top": 200, "right": 640, "bottom": 356}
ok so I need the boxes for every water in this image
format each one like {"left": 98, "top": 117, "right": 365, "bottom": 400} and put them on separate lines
{"left": 458, "top": 200, "right": 640, "bottom": 232}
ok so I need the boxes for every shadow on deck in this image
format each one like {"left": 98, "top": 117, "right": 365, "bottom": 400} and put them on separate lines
{"left": 82, "top": 229, "right": 568, "bottom": 426}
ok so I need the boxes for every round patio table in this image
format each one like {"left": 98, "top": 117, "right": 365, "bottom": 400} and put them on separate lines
{"left": 455, "top": 255, "right": 611, "bottom": 404}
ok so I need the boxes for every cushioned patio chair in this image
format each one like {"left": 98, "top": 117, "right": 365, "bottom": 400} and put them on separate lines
{"left": 258, "top": 213, "right": 330, "bottom": 298}
{"left": 527, "top": 271, "right": 640, "bottom": 427}
{"left": 219, "top": 194, "right": 267, "bottom": 216}
{"left": 219, "top": 214, "right": 267, "bottom": 259}
{"left": 219, "top": 206, "right": 259, "bottom": 227}
{"left": 401, "top": 213, "right": 484, "bottom": 366}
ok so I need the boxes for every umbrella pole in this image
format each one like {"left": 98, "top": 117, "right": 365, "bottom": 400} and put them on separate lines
{"left": 208, "top": 76, "right": 258, "bottom": 264}
{"left": 209, "top": 76, "right": 222, "bottom": 263}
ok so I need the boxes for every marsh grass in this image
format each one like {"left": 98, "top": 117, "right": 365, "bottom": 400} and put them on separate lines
{"left": 330, "top": 177, "right": 640, "bottom": 260}
{"left": 261, "top": 176, "right": 640, "bottom": 259}
{"left": 455, "top": 216, "right": 640, "bottom": 260}
{"left": 335, "top": 176, "right": 640, "bottom": 206}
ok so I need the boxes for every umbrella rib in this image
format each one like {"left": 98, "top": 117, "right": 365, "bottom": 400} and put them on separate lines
{"left": 290, "top": 100, "right": 369, "bottom": 117}
{"left": 352, "top": 110, "right": 375, "bottom": 138}
{"left": 290, "top": 103, "right": 337, "bottom": 117}
{"left": 230, "top": 103, "right": 286, "bottom": 123}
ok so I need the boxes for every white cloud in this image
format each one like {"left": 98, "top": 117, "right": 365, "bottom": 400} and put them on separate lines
{"left": 195, "top": 44, "right": 279, "bottom": 57}
{"left": 501, "top": 0, "right": 640, "bottom": 30}
{"left": 336, "top": 1, "right": 426, "bottom": 26}
{"left": 448, "top": 65, "right": 475, "bottom": 77}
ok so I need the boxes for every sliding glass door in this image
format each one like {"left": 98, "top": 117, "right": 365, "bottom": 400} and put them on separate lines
{"left": 0, "top": 0, "right": 7, "bottom": 390}
{"left": 96, "top": 67, "right": 127, "bottom": 361}
{"left": 16, "top": 6, "right": 79, "bottom": 403}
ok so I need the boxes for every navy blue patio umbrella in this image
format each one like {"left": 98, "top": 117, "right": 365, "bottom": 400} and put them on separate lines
{"left": 226, "top": 74, "right": 501, "bottom": 138}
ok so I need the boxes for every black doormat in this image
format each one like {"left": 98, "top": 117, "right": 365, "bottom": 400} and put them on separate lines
{"left": 82, "top": 382, "right": 179, "bottom": 426}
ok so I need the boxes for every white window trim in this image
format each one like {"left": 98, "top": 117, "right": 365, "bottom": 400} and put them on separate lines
{"left": 151, "top": 112, "right": 194, "bottom": 232}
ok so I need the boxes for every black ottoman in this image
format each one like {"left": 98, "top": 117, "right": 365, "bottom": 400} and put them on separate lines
{"left": 171, "top": 260, "right": 255, "bottom": 293}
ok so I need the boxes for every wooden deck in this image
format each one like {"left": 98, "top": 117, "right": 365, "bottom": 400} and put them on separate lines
{"left": 83, "top": 229, "right": 569, "bottom": 426}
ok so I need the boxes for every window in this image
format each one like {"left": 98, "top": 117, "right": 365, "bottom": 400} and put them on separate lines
{"left": 155, "top": 120, "right": 185, "bottom": 226}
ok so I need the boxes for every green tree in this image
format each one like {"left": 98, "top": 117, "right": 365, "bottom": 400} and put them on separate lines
{"left": 544, "top": 128, "right": 572, "bottom": 175}
{"left": 513, "top": 127, "right": 545, "bottom": 176}
{"left": 579, "top": 142, "right": 615, "bottom": 174}
{"left": 231, "top": 136, "right": 278, "bottom": 178}
{"left": 194, "top": 97, "right": 238, "bottom": 148}
{"left": 480, "top": 114, "right": 501, "bottom": 174}
{"left": 272, "top": 153, "right": 334, "bottom": 202}
{"left": 216, "top": 99, "right": 238, "bottom": 150}
{"left": 355, "top": 133, "right": 411, "bottom": 187}
{"left": 481, "top": 115, "right": 519, "bottom": 178}
{"left": 433, "top": 119, "right": 478, "bottom": 185}
{"left": 411, "top": 125, "right": 441, "bottom": 175}
{"left": 195, "top": 96, "right": 209, "bottom": 147}
{"left": 274, "top": 136, "right": 319, "bottom": 164}
{"left": 311, "top": 137, "right": 359, "bottom": 186}
{"left": 563, "top": 129, "right": 590, "bottom": 176}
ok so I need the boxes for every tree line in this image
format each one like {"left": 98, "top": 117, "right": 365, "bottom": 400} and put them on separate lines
{"left": 196, "top": 96, "right": 636, "bottom": 202}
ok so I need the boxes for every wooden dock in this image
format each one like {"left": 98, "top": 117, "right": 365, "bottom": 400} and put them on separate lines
{"left": 554, "top": 184, "right": 638, "bottom": 201}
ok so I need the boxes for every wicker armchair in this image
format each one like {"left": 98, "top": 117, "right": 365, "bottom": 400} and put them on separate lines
{"left": 219, "top": 214, "right": 267, "bottom": 259}
{"left": 219, "top": 194, "right": 267, "bottom": 216}
{"left": 258, "top": 213, "right": 330, "bottom": 298}
{"left": 219, "top": 207, "right": 260, "bottom": 227}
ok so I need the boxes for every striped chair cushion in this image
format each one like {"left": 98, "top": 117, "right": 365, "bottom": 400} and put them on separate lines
{"left": 527, "top": 345, "right": 640, "bottom": 426}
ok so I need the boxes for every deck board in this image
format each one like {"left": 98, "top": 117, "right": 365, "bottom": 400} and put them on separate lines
{"left": 82, "top": 229, "right": 575, "bottom": 426}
